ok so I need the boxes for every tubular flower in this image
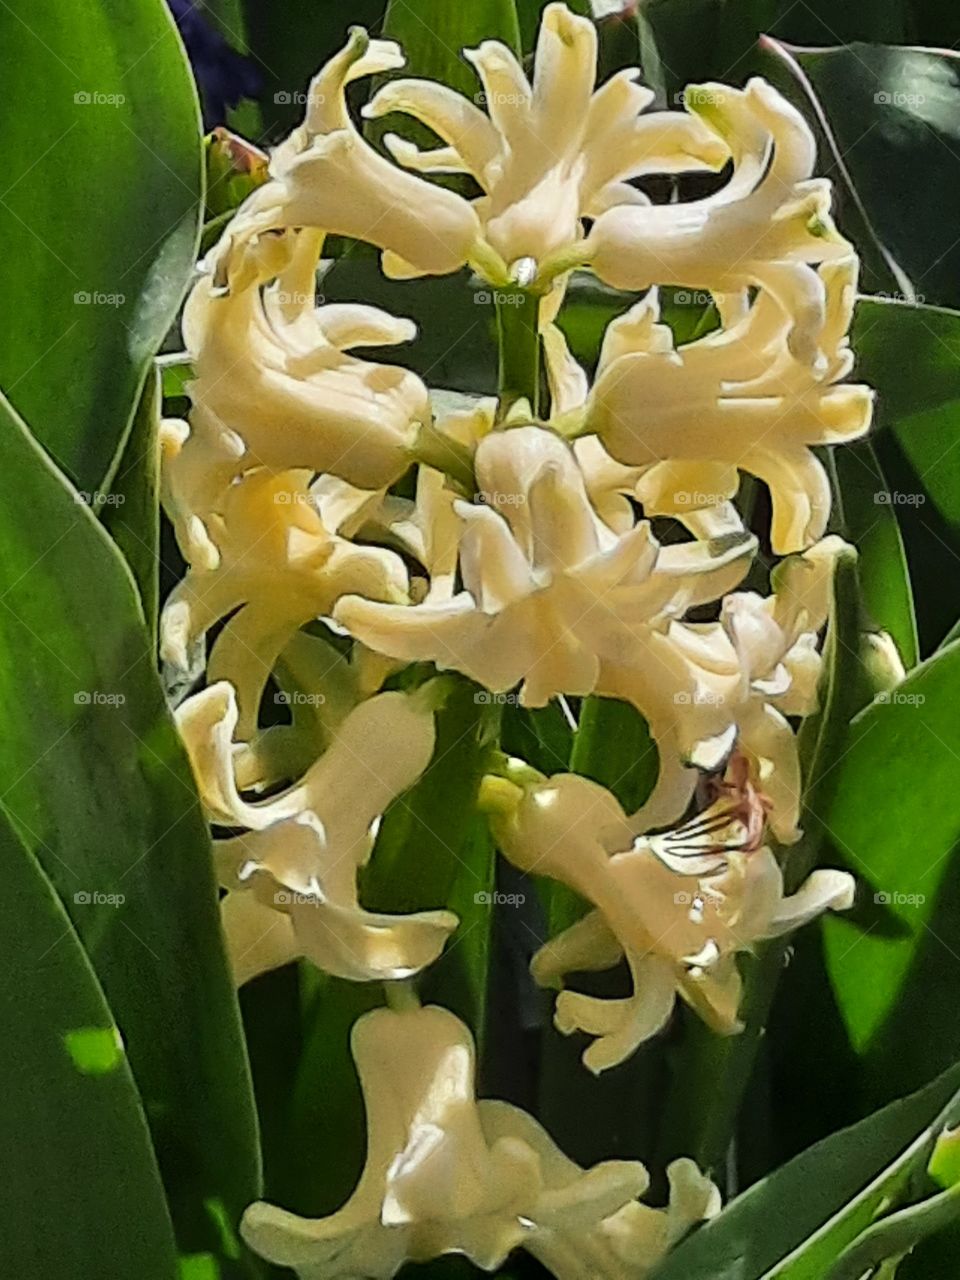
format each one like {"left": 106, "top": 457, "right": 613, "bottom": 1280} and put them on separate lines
{"left": 179, "top": 230, "right": 431, "bottom": 498}
{"left": 363, "top": 2, "right": 725, "bottom": 276}
{"left": 176, "top": 684, "right": 457, "bottom": 985}
{"left": 207, "top": 29, "right": 483, "bottom": 292}
{"left": 492, "top": 773, "right": 855, "bottom": 1072}
{"left": 336, "top": 425, "right": 755, "bottom": 710}
{"left": 586, "top": 77, "right": 850, "bottom": 363}
{"left": 584, "top": 259, "right": 873, "bottom": 554}
{"left": 160, "top": 467, "right": 408, "bottom": 737}
{"left": 718, "top": 535, "right": 850, "bottom": 842}
{"left": 624, "top": 535, "right": 851, "bottom": 840}
{"left": 241, "top": 1003, "right": 718, "bottom": 1278}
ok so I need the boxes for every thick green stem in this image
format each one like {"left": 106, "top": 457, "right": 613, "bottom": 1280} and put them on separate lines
{"left": 496, "top": 285, "right": 541, "bottom": 417}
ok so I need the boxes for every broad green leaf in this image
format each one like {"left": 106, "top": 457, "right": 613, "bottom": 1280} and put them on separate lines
{"left": 651, "top": 1061, "right": 960, "bottom": 1280}
{"left": 0, "top": 0, "right": 202, "bottom": 493}
{"left": 822, "top": 640, "right": 960, "bottom": 1056}
{"left": 772, "top": 41, "right": 960, "bottom": 309}
{"left": 853, "top": 299, "right": 960, "bottom": 535}
{"left": 0, "top": 392, "right": 260, "bottom": 1272}
{"left": 0, "top": 806, "right": 179, "bottom": 1279}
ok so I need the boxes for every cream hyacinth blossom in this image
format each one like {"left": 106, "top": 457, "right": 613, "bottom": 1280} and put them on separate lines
{"left": 336, "top": 424, "right": 755, "bottom": 711}
{"left": 175, "top": 684, "right": 457, "bottom": 985}
{"left": 156, "top": 2, "right": 879, "bottom": 1265}
{"left": 585, "top": 77, "right": 849, "bottom": 364}
{"left": 242, "top": 1004, "right": 719, "bottom": 1278}
{"left": 160, "top": 467, "right": 408, "bottom": 737}
{"left": 491, "top": 773, "right": 854, "bottom": 1072}
{"left": 208, "top": 30, "right": 483, "bottom": 291}
{"left": 363, "top": 2, "right": 725, "bottom": 275}
{"left": 582, "top": 260, "right": 873, "bottom": 554}
{"left": 180, "top": 229, "right": 432, "bottom": 499}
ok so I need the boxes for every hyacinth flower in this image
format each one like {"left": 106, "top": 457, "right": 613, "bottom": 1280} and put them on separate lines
{"left": 337, "top": 424, "right": 755, "bottom": 720}
{"left": 160, "top": 466, "right": 408, "bottom": 736}
{"left": 488, "top": 770, "right": 854, "bottom": 1072}
{"left": 175, "top": 684, "right": 457, "bottom": 984}
{"left": 179, "top": 229, "right": 432, "bottom": 503}
{"left": 585, "top": 76, "right": 851, "bottom": 364}
{"left": 242, "top": 1003, "right": 719, "bottom": 1277}
{"left": 208, "top": 29, "right": 485, "bottom": 292}
{"left": 565, "top": 259, "right": 872, "bottom": 554}
{"left": 362, "top": 2, "right": 725, "bottom": 277}
{"left": 133, "top": 3, "right": 900, "bottom": 1273}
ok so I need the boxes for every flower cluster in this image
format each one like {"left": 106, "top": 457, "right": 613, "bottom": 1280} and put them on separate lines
{"left": 163, "top": 5, "right": 884, "bottom": 1275}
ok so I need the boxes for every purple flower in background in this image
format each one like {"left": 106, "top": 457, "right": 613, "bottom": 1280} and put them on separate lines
{"left": 168, "top": 0, "right": 262, "bottom": 129}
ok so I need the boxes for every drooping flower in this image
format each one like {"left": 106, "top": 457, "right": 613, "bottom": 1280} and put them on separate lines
{"left": 179, "top": 229, "right": 432, "bottom": 499}
{"left": 176, "top": 683, "right": 457, "bottom": 985}
{"left": 160, "top": 466, "right": 408, "bottom": 737}
{"left": 207, "top": 29, "right": 484, "bottom": 292}
{"left": 363, "top": 2, "right": 725, "bottom": 276}
{"left": 336, "top": 425, "right": 755, "bottom": 717}
{"left": 491, "top": 772, "right": 855, "bottom": 1072}
{"left": 241, "top": 1003, "right": 718, "bottom": 1278}
{"left": 718, "top": 535, "right": 850, "bottom": 842}
{"left": 582, "top": 260, "right": 872, "bottom": 554}
{"left": 585, "top": 77, "right": 850, "bottom": 364}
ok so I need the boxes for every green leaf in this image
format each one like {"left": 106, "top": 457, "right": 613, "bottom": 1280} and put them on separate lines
{"left": 0, "top": 805, "right": 179, "bottom": 1279}
{"left": 103, "top": 367, "right": 161, "bottom": 640}
{"left": 853, "top": 299, "right": 960, "bottom": 536}
{"left": 822, "top": 640, "right": 960, "bottom": 1055}
{"left": 0, "top": 0, "right": 203, "bottom": 494}
{"left": 771, "top": 41, "right": 960, "bottom": 309}
{"left": 651, "top": 1061, "right": 960, "bottom": 1280}
{"left": 0, "top": 391, "right": 260, "bottom": 1271}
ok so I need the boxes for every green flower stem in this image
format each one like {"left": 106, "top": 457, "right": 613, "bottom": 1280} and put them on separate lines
{"left": 496, "top": 285, "right": 541, "bottom": 418}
